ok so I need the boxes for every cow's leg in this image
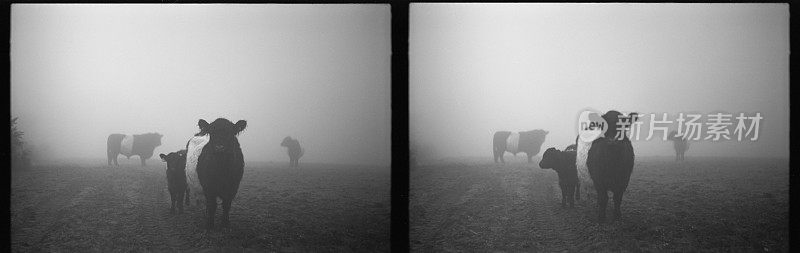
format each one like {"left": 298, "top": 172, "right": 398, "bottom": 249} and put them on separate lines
{"left": 220, "top": 198, "right": 232, "bottom": 227}
{"left": 612, "top": 189, "right": 624, "bottom": 220}
{"left": 559, "top": 183, "right": 567, "bottom": 208}
{"left": 527, "top": 153, "right": 533, "bottom": 163}
{"left": 110, "top": 153, "right": 119, "bottom": 166}
{"left": 575, "top": 181, "right": 581, "bottom": 201}
{"left": 185, "top": 187, "right": 191, "bottom": 206}
{"left": 205, "top": 194, "right": 217, "bottom": 229}
{"left": 567, "top": 184, "right": 576, "bottom": 208}
{"left": 107, "top": 152, "right": 113, "bottom": 166}
{"left": 596, "top": 187, "right": 608, "bottom": 222}
{"left": 170, "top": 193, "right": 176, "bottom": 214}
{"left": 177, "top": 190, "right": 185, "bottom": 214}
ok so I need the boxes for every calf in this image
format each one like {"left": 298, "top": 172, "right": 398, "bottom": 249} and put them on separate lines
{"left": 160, "top": 150, "right": 189, "bottom": 214}
{"left": 539, "top": 147, "right": 580, "bottom": 208}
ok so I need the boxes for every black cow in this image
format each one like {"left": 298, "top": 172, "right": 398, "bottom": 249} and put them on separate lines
{"left": 539, "top": 146, "right": 580, "bottom": 208}
{"left": 667, "top": 130, "right": 690, "bottom": 161}
{"left": 194, "top": 118, "right": 246, "bottom": 228}
{"left": 159, "top": 150, "right": 189, "bottom": 214}
{"left": 493, "top": 129, "right": 548, "bottom": 163}
{"left": 280, "top": 136, "right": 304, "bottom": 168}
{"left": 107, "top": 133, "right": 163, "bottom": 166}
{"left": 586, "top": 110, "right": 637, "bottom": 222}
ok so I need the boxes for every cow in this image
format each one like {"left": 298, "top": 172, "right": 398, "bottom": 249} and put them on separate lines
{"left": 107, "top": 133, "right": 163, "bottom": 166}
{"left": 492, "top": 129, "right": 548, "bottom": 163}
{"left": 280, "top": 136, "right": 304, "bottom": 168}
{"left": 539, "top": 146, "right": 580, "bottom": 208}
{"left": 159, "top": 150, "right": 189, "bottom": 214}
{"left": 192, "top": 118, "right": 247, "bottom": 228}
{"left": 667, "top": 130, "right": 690, "bottom": 161}
{"left": 580, "top": 110, "right": 638, "bottom": 222}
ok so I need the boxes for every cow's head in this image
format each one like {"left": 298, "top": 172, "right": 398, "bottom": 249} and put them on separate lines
{"left": 198, "top": 118, "right": 247, "bottom": 154}
{"left": 280, "top": 136, "right": 293, "bottom": 147}
{"left": 539, "top": 147, "right": 562, "bottom": 170}
{"left": 160, "top": 150, "right": 186, "bottom": 172}
{"left": 602, "top": 110, "right": 639, "bottom": 141}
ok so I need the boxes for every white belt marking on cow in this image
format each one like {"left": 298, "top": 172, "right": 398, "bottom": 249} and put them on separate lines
{"left": 120, "top": 134, "right": 134, "bottom": 158}
{"left": 576, "top": 138, "right": 592, "bottom": 185}
{"left": 506, "top": 132, "right": 520, "bottom": 154}
{"left": 186, "top": 135, "right": 209, "bottom": 201}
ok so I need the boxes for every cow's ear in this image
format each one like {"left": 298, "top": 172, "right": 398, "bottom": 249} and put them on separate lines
{"left": 159, "top": 153, "right": 167, "bottom": 161}
{"left": 235, "top": 120, "right": 247, "bottom": 134}
{"left": 198, "top": 119, "right": 209, "bottom": 131}
{"left": 629, "top": 112, "right": 639, "bottom": 122}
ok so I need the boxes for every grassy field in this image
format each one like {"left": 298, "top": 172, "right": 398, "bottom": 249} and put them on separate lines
{"left": 11, "top": 159, "right": 390, "bottom": 252}
{"left": 410, "top": 156, "right": 789, "bottom": 252}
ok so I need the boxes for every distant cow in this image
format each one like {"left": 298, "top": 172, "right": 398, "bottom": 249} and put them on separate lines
{"left": 583, "top": 110, "right": 638, "bottom": 222}
{"left": 159, "top": 150, "right": 189, "bottom": 214}
{"left": 107, "top": 133, "right": 163, "bottom": 166}
{"left": 281, "top": 136, "right": 304, "bottom": 168}
{"left": 667, "top": 130, "right": 690, "bottom": 161}
{"left": 539, "top": 146, "right": 580, "bottom": 208}
{"left": 493, "top": 129, "right": 548, "bottom": 163}
{"left": 193, "top": 118, "right": 247, "bottom": 228}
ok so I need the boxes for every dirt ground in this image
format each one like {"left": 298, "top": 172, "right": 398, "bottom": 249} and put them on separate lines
{"left": 11, "top": 159, "right": 390, "bottom": 252}
{"left": 410, "top": 155, "right": 789, "bottom": 252}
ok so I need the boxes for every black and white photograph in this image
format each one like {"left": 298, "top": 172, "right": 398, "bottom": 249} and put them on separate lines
{"left": 10, "top": 4, "right": 391, "bottom": 252}
{"left": 409, "top": 3, "right": 789, "bottom": 252}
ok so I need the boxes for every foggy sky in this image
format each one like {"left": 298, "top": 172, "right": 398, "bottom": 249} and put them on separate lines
{"left": 411, "top": 3, "right": 789, "bottom": 160}
{"left": 11, "top": 4, "right": 390, "bottom": 166}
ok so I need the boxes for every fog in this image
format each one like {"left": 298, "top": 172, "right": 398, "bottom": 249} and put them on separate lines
{"left": 410, "top": 4, "right": 789, "bottom": 161}
{"left": 11, "top": 4, "right": 390, "bottom": 166}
